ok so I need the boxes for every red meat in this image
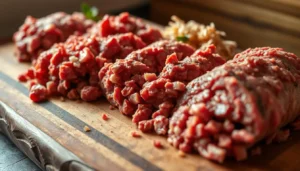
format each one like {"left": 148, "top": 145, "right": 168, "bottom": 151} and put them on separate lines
{"left": 27, "top": 33, "right": 146, "bottom": 102}
{"left": 29, "top": 84, "right": 48, "bottom": 102}
{"left": 99, "top": 40, "right": 195, "bottom": 117}
{"left": 90, "top": 12, "right": 163, "bottom": 45}
{"left": 126, "top": 40, "right": 196, "bottom": 72}
{"left": 139, "top": 45, "right": 226, "bottom": 134}
{"left": 168, "top": 47, "right": 300, "bottom": 162}
{"left": 13, "top": 12, "right": 94, "bottom": 62}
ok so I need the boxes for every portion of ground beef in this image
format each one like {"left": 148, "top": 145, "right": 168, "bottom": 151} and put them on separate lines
{"left": 90, "top": 12, "right": 163, "bottom": 45}
{"left": 26, "top": 33, "right": 146, "bottom": 102}
{"left": 168, "top": 47, "right": 300, "bottom": 163}
{"left": 126, "top": 40, "right": 196, "bottom": 72}
{"left": 99, "top": 40, "right": 195, "bottom": 116}
{"left": 13, "top": 12, "right": 94, "bottom": 62}
{"left": 139, "top": 45, "right": 225, "bottom": 135}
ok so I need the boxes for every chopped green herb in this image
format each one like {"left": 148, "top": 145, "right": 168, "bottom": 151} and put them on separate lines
{"left": 176, "top": 36, "right": 189, "bottom": 42}
{"left": 81, "top": 2, "right": 100, "bottom": 21}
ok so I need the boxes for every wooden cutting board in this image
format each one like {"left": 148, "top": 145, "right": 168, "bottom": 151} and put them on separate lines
{"left": 1, "top": 43, "right": 300, "bottom": 171}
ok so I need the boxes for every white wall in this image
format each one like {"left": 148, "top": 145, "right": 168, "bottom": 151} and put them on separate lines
{"left": 0, "top": 0, "right": 148, "bottom": 38}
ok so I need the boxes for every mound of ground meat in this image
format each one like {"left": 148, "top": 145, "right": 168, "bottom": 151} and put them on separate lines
{"left": 139, "top": 45, "right": 226, "bottom": 135}
{"left": 126, "top": 40, "right": 196, "bottom": 72}
{"left": 168, "top": 47, "right": 300, "bottom": 163}
{"left": 13, "top": 12, "right": 95, "bottom": 62}
{"left": 99, "top": 40, "right": 195, "bottom": 116}
{"left": 90, "top": 12, "right": 163, "bottom": 45}
{"left": 23, "top": 33, "right": 146, "bottom": 102}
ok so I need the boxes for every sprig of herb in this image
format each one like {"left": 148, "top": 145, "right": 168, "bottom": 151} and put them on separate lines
{"left": 176, "top": 35, "right": 189, "bottom": 42}
{"left": 81, "top": 2, "right": 100, "bottom": 21}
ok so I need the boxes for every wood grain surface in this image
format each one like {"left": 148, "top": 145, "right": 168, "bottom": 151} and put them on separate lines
{"left": 1, "top": 42, "right": 300, "bottom": 171}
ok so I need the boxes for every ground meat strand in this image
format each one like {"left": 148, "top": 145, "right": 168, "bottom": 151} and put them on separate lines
{"left": 153, "top": 140, "right": 163, "bottom": 149}
{"left": 102, "top": 113, "right": 109, "bottom": 121}
{"left": 26, "top": 33, "right": 146, "bottom": 102}
{"left": 99, "top": 40, "right": 195, "bottom": 118}
{"left": 13, "top": 12, "right": 94, "bottom": 62}
{"left": 90, "top": 12, "right": 163, "bottom": 45}
{"left": 126, "top": 40, "right": 196, "bottom": 73}
{"left": 29, "top": 84, "right": 48, "bottom": 102}
{"left": 130, "top": 131, "right": 141, "bottom": 138}
{"left": 138, "top": 45, "right": 225, "bottom": 134}
{"left": 168, "top": 47, "right": 300, "bottom": 163}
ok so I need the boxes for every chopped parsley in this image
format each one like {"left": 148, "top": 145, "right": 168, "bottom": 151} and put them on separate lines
{"left": 81, "top": 2, "right": 100, "bottom": 21}
{"left": 176, "top": 35, "right": 189, "bottom": 42}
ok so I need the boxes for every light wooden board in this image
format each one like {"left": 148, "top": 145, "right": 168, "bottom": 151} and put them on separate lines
{"left": 1, "top": 43, "right": 300, "bottom": 171}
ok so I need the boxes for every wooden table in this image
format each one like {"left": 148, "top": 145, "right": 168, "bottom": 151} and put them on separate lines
{"left": 1, "top": 41, "right": 300, "bottom": 170}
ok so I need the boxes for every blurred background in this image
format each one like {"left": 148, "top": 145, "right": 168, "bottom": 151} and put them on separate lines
{"left": 151, "top": 0, "right": 300, "bottom": 55}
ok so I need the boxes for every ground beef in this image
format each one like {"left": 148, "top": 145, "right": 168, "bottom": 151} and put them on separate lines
{"left": 153, "top": 140, "right": 163, "bottom": 149}
{"left": 29, "top": 84, "right": 48, "bottom": 102}
{"left": 99, "top": 40, "right": 195, "bottom": 117}
{"left": 159, "top": 45, "right": 226, "bottom": 82}
{"left": 26, "top": 33, "right": 146, "bottom": 102}
{"left": 139, "top": 45, "right": 225, "bottom": 134}
{"left": 130, "top": 131, "right": 141, "bottom": 138}
{"left": 102, "top": 113, "right": 109, "bottom": 121}
{"left": 13, "top": 12, "right": 94, "bottom": 62}
{"left": 90, "top": 12, "right": 163, "bottom": 45}
{"left": 168, "top": 47, "right": 300, "bottom": 163}
{"left": 126, "top": 40, "right": 196, "bottom": 72}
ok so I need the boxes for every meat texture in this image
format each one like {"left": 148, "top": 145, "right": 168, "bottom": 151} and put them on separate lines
{"left": 99, "top": 40, "right": 195, "bottom": 117}
{"left": 25, "top": 33, "right": 146, "bottom": 102}
{"left": 168, "top": 47, "right": 300, "bottom": 163}
{"left": 90, "top": 12, "right": 163, "bottom": 45}
{"left": 13, "top": 12, "right": 94, "bottom": 62}
{"left": 139, "top": 45, "right": 225, "bottom": 135}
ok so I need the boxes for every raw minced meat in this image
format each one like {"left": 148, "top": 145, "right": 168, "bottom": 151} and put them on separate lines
{"left": 153, "top": 140, "right": 163, "bottom": 149}
{"left": 102, "top": 113, "right": 109, "bottom": 121}
{"left": 99, "top": 40, "right": 195, "bottom": 116}
{"left": 90, "top": 12, "right": 163, "bottom": 45}
{"left": 14, "top": 12, "right": 163, "bottom": 63}
{"left": 125, "top": 40, "right": 196, "bottom": 73}
{"left": 139, "top": 45, "right": 225, "bottom": 134}
{"left": 130, "top": 131, "right": 141, "bottom": 138}
{"left": 13, "top": 12, "right": 95, "bottom": 62}
{"left": 25, "top": 33, "right": 146, "bottom": 102}
{"left": 168, "top": 47, "right": 300, "bottom": 163}
{"left": 16, "top": 11, "right": 300, "bottom": 164}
